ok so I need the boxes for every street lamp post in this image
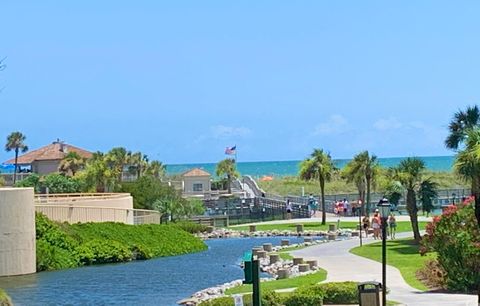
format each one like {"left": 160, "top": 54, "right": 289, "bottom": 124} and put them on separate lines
{"left": 377, "top": 198, "right": 391, "bottom": 306}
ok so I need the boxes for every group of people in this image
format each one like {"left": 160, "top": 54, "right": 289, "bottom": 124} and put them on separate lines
{"left": 362, "top": 210, "right": 397, "bottom": 239}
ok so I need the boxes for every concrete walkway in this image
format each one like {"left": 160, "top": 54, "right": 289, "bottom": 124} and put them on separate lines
{"left": 290, "top": 233, "right": 477, "bottom": 306}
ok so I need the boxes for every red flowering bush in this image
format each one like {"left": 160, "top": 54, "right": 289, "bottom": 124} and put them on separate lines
{"left": 422, "top": 201, "right": 480, "bottom": 292}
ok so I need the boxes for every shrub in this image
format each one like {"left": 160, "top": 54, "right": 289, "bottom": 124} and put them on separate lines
{"left": 15, "top": 173, "right": 41, "bottom": 191}
{"left": 284, "top": 293, "right": 323, "bottom": 306}
{"left": 42, "top": 173, "right": 82, "bottom": 193}
{"left": 318, "top": 281, "right": 358, "bottom": 304}
{"left": 77, "top": 239, "right": 132, "bottom": 264}
{"left": 0, "top": 288, "right": 13, "bottom": 306}
{"left": 422, "top": 200, "right": 480, "bottom": 292}
{"left": 174, "top": 221, "right": 209, "bottom": 233}
{"left": 199, "top": 291, "right": 282, "bottom": 306}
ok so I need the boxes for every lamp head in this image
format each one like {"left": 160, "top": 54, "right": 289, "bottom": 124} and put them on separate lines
{"left": 377, "top": 197, "right": 391, "bottom": 218}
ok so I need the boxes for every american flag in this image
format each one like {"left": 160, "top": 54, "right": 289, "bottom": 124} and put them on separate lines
{"left": 225, "top": 145, "right": 236, "bottom": 155}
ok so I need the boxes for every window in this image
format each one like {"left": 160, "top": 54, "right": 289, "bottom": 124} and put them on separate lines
{"left": 193, "top": 183, "right": 203, "bottom": 192}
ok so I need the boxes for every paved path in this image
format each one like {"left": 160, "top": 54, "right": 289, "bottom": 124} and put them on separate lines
{"left": 290, "top": 233, "right": 477, "bottom": 306}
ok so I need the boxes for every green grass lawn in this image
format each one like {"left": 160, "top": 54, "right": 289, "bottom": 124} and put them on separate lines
{"left": 225, "top": 269, "right": 327, "bottom": 294}
{"left": 231, "top": 221, "right": 427, "bottom": 233}
{"left": 350, "top": 238, "right": 435, "bottom": 291}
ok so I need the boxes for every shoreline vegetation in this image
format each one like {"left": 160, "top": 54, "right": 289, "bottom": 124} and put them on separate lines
{"left": 36, "top": 213, "right": 207, "bottom": 272}
{"left": 258, "top": 171, "right": 467, "bottom": 197}
{"left": 0, "top": 289, "right": 12, "bottom": 306}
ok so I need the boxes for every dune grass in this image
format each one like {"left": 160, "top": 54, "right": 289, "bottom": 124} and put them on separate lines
{"left": 226, "top": 268, "right": 327, "bottom": 294}
{"left": 231, "top": 221, "right": 427, "bottom": 234}
{"left": 350, "top": 238, "right": 435, "bottom": 291}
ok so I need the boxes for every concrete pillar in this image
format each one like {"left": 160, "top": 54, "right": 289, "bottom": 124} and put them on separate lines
{"left": 298, "top": 264, "right": 310, "bottom": 272}
{"left": 262, "top": 243, "right": 273, "bottom": 252}
{"left": 328, "top": 224, "right": 336, "bottom": 232}
{"left": 252, "top": 247, "right": 263, "bottom": 257}
{"left": 277, "top": 269, "right": 289, "bottom": 279}
{"left": 256, "top": 251, "right": 267, "bottom": 259}
{"left": 306, "top": 260, "right": 318, "bottom": 269}
{"left": 249, "top": 225, "right": 257, "bottom": 232}
{"left": 269, "top": 254, "right": 280, "bottom": 264}
{"left": 296, "top": 224, "right": 304, "bottom": 233}
{"left": 281, "top": 239, "right": 290, "bottom": 246}
{"left": 293, "top": 257, "right": 303, "bottom": 265}
{"left": 352, "top": 231, "right": 359, "bottom": 237}
{"left": 0, "top": 188, "right": 36, "bottom": 276}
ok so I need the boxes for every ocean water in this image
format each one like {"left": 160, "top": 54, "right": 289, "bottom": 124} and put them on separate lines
{"left": 166, "top": 156, "right": 455, "bottom": 177}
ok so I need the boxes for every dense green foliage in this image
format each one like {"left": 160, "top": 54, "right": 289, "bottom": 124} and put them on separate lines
{"left": 216, "top": 158, "right": 239, "bottom": 194}
{"left": 16, "top": 173, "right": 83, "bottom": 193}
{"left": 422, "top": 200, "right": 480, "bottom": 292}
{"left": 0, "top": 288, "right": 13, "bottom": 306}
{"left": 199, "top": 291, "right": 282, "bottom": 306}
{"left": 35, "top": 213, "right": 207, "bottom": 271}
{"left": 259, "top": 171, "right": 466, "bottom": 197}
{"left": 173, "top": 221, "right": 209, "bottom": 233}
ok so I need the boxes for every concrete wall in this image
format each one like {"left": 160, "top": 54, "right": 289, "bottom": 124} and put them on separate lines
{"left": 0, "top": 188, "right": 36, "bottom": 276}
{"left": 35, "top": 194, "right": 134, "bottom": 224}
{"left": 32, "top": 160, "right": 61, "bottom": 175}
{"left": 183, "top": 176, "right": 211, "bottom": 194}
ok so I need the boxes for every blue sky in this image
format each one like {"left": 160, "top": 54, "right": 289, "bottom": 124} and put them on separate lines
{"left": 1, "top": 1, "right": 479, "bottom": 164}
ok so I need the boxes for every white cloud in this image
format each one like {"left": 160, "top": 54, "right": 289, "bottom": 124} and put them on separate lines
{"left": 373, "top": 117, "right": 403, "bottom": 131}
{"left": 313, "top": 114, "right": 350, "bottom": 136}
{"left": 210, "top": 125, "right": 252, "bottom": 139}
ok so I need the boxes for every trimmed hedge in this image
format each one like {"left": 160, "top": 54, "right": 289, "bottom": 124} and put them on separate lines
{"left": 290, "top": 281, "right": 358, "bottom": 305}
{"left": 36, "top": 213, "right": 207, "bottom": 271}
{"left": 199, "top": 291, "right": 281, "bottom": 306}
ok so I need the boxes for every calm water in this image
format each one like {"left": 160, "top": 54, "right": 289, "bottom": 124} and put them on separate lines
{"left": 0, "top": 237, "right": 317, "bottom": 306}
{"left": 166, "top": 155, "right": 455, "bottom": 177}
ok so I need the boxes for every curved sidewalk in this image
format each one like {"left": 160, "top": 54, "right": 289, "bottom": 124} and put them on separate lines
{"left": 290, "top": 233, "right": 477, "bottom": 306}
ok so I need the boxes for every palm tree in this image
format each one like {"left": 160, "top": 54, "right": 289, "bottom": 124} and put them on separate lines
{"left": 454, "top": 128, "right": 480, "bottom": 225}
{"left": 445, "top": 105, "right": 480, "bottom": 150}
{"left": 299, "top": 149, "right": 336, "bottom": 225}
{"left": 419, "top": 179, "right": 438, "bottom": 216}
{"left": 106, "top": 147, "right": 129, "bottom": 182}
{"left": 342, "top": 151, "right": 379, "bottom": 216}
{"left": 128, "top": 152, "right": 149, "bottom": 179}
{"left": 216, "top": 158, "right": 239, "bottom": 194}
{"left": 391, "top": 157, "right": 435, "bottom": 242}
{"left": 5, "top": 131, "right": 28, "bottom": 184}
{"left": 59, "top": 152, "right": 85, "bottom": 176}
{"left": 146, "top": 160, "right": 166, "bottom": 178}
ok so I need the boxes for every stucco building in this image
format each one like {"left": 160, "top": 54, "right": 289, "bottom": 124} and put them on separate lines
{"left": 182, "top": 168, "right": 211, "bottom": 196}
{"left": 3, "top": 139, "right": 92, "bottom": 175}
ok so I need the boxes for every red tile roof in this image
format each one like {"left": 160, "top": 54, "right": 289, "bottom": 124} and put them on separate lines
{"left": 4, "top": 142, "right": 93, "bottom": 164}
{"left": 182, "top": 168, "right": 211, "bottom": 177}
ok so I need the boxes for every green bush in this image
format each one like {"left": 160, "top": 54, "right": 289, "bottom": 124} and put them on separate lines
{"left": 284, "top": 293, "right": 323, "bottom": 306}
{"left": 318, "top": 282, "right": 358, "bottom": 304}
{"left": 35, "top": 213, "right": 207, "bottom": 271}
{"left": 174, "top": 221, "right": 209, "bottom": 233}
{"left": 0, "top": 288, "right": 13, "bottom": 306}
{"left": 422, "top": 201, "right": 480, "bottom": 292}
{"left": 42, "top": 173, "right": 82, "bottom": 193}
{"left": 15, "top": 173, "right": 41, "bottom": 191}
{"left": 199, "top": 291, "right": 282, "bottom": 306}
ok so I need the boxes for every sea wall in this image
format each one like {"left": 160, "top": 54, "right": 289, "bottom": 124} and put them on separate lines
{"left": 0, "top": 188, "right": 36, "bottom": 276}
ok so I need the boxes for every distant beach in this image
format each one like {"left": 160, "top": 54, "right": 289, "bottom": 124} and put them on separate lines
{"left": 166, "top": 155, "right": 455, "bottom": 177}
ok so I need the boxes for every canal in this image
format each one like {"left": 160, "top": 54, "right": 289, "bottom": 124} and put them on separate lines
{"left": 0, "top": 236, "right": 319, "bottom": 306}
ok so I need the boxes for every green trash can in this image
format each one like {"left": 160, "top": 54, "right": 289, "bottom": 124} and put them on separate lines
{"left": 358, "top": 281, "right": 382, "bottom": 306}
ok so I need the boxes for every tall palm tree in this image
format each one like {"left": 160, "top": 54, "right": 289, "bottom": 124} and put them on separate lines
{"left": 454, "top": 128, "right": 480, "bottom": 225}
{"left": 342, "top": 151, "right": 379, "bottom": 216}
{"left": 391, "top": 157, "right": 435, "bottom": 242}
{"left": 299, "top": 149, "right": 336, "bottom": 225}
{"left": 342, "top": 159, "right": 366, "bottom": 207}
{"left": 59, "top": 152, "right": 85, "bottom": 176}
{"left": 419, "top": 179, "right": 438, "bottom": 216}
{"left": 5, "top": 131, "right": 28, "bottom": 184}
{"left": 445, "top": 105, "right": 480, "bottom": 226}
{"left": 146, "top": 160, "right": 166, "bottom": 178}
{"left": 128, "top": 152, "right": 149, "bottom": 179}
{"left": 445, "top": 105, "right": 480, "bottom": 150}
{"left": 216, "top": 158, "right": 239, "bottom": 194}
{"left": 106, "top": 147, "right": 129, "bottom": 182}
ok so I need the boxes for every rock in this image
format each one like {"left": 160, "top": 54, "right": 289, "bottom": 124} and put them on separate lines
{"left": 328, "top": 233, "right": 337, "bottom": 240}
{"left": 304, "top": 237, "right": 313, "bottom": 243}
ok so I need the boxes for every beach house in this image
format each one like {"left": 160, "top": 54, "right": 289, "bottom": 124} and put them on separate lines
{"left": 182, "top": 168, "right": 211, "bottom": 197}
{"left": 2, "top": 139, "right": 92, "bottom": 184}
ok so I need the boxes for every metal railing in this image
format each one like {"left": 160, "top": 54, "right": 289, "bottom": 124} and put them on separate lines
{"left": 0, "top": 173, "right": 32, "bottom": 186}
